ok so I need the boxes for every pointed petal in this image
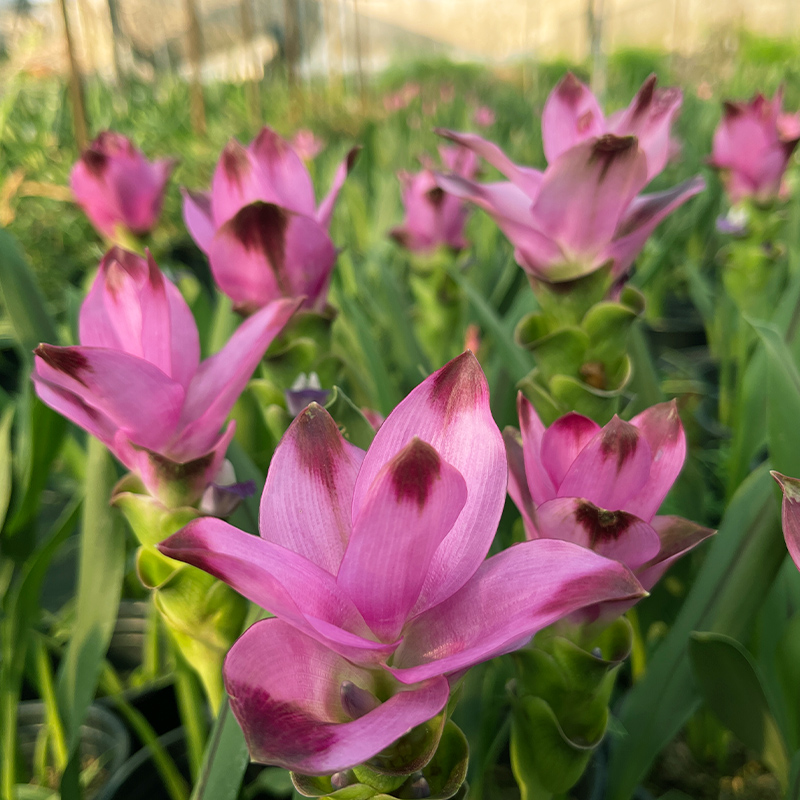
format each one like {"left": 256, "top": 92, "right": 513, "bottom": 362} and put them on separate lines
{"left": 531, "top": 135, "right": 648, "bottom": 261}
{"left": 173, "top": 298, "right": 300, "bottom": 458}
{"left": 164, "top": 277, "right": 201, "bottom": 390}
{"left": 541, "top": 73, "right": 605, "bottom": 164}
{"left": 557, "top": 416, "right": 653, "bottom": 511}
{"left": 211, "top": 139, "right": 268, "bottom": 227}
{"left": 389, "top": 539, "right": 645, "bottom": 683}
{"left": 338, "top": 439, "right": 467, "bottom": 642}
{"left": 604, "top": 176, "right": 705, "bottom": 278}
{"left": 535, "top": 497, "right": 661, "bottom": 569}
{"left": 316, "top": 147, "right": 360, "bottom": 230}
{"left": 609, "top": 77, "right": 683, "bottom": 181}
{"left": 70, "top": 153, "right": 121, "bottom": 237}
{"left": 224, "top": 619, "right": 450, "bottom": 774}
{"left": 635, "top": 514, "right": 716, "bottom": 590}
{"left": 538, "top": 410, "right": 600, "bottom": 494}
{"left": 34, "top": 344, "right": 183, "bottom": 452}
{"left": 208, "top": 203, "right": 336, "bottom": 311}
{"left": 352, "top": 353, "right": 506, "bottom": 615}
{"left": 182, "top": 189, "right": 215, "bottom": 254}
{"left": 435, "top": 128, "right": 544, "bottom": 198}
{"left": 503, "top": 426, "right": 537, "bottom": 536}
{"left": 260, "top": 403, "right": 364, "bottom": 574}
{"left": 158, "top": 519, "right": 392, "bottom": 661}
{"left": 625, "top": 400, "right": 686, "bottom": 520}
{"left": 772, "top": 472, "right": 800, "bottom": 573}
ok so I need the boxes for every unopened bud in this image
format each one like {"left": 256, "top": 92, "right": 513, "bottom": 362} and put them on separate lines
{"left": 340, "top": 680, "right": 381, "bottom": 720}
{"left": 407, "top": 773, "right": 431, "bottom": 798}
{"left": 330, "top": 771, "right": 352, "bottom": 789}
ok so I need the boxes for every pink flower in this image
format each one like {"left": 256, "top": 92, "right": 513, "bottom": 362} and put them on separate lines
{"left": 543, "top": 73, "right": 683, "bottom": 182}
{"left": 390, "top": 146, "right": 479, "bottom": 253}
{"left": 473, "top": 105, "right": 496, "bottom": 127}
{"left": 182, "top": 127, "right": 358, "bottom": 314}
{"left": 772, "top": 472, "right": 800, "bottom": 571}
{"left": 159, "top": 353, "right": 644, "bottom": 773}
{"left": 383, "top": 82, "right": 421, "bottom": 112}
{"left": 290, "top": 129, "right": 325, "bottom": 162}
{"left": 505, "top": 394, "right": 714, "bottom": 602}
{"left": 70, "top": 131, "right": 176, "bottom": 239}
{"left": 32, "top": 248, "right": 299, "bottom": 507}
{"left": 435, "top": 129, "right": 704, "bottom": 283}
{"left": 709, "top": 89, "right": 800, "bottom": 204}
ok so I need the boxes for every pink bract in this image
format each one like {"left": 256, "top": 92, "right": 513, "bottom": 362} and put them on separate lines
{"left": 70, "top": 131, "right": 176, "bottom": 239}
{"left": 772, "top": 472, "right": 800, "bottom": 572}
{"left": 159, "top": 353, "right": 645, "bottom": 773}
{"left": 505, "top": 394, "right": 714, "bottom": 604}
{"left": 709, "top": 89, "right": 800, "bottom": 204}
{"left": 390, "top": 145, "right": 479, "bottom": 253}
{"left": 182, "top": 126, "right": 358, "bottom": 314}
{"left": 435, "top": 129, "right": 704, "bottom": 283}
{"left": 32, "top": 248, "right": 299, "bottom": 506}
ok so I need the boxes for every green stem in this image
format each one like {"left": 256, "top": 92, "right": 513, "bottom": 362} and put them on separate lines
{"left": 34, "top": 635, "right": 69, "bottom": 772}
{"left": 172, "top": 643, "right": 209, "bottom": 781}
{"left": 99, "top": 662, "right": 190, "bottom": 800}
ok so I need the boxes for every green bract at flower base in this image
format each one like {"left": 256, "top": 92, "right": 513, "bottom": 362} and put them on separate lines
{"left": 509, "top": 617, "right": 633, "bottom": 798}
{"left": 292, "top": 719, "right": 469, "bottom": 800}
{"left": 515, "top": 284, "right": 645, "bottom": 425}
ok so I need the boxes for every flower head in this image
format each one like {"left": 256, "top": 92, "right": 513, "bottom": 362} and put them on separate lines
{"left": 473, "top": 105, "right": 496, "bottom": 127}
{"left": 290, "top": 129, "right": 325, "bottom": 162}
{"left": 159, "top": 353, "right": 645, "bottom": 773}
{"left": 71, "top": 131, "right": 176, "bottom": 239}
{"left": 32, "top": 248, "right": 299, "bottom": 506}
{"left": 505, "top": 394, "right": 714, "bottom": 600}
{"left": 436, "top": 129, "right": 704, "bottom": 283}
{"left": 390, "top": 146, "right": 479, "bottom": 253}
{"left": 709, "top": 89, "right": 800, "bottom": 204}
{"left": 183, "top": 127, "right": 358, "bottom": 314}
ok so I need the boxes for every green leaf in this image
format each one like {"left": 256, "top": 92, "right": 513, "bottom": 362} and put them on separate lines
{"left": 325, "top": 386, "right": 375, "bottom": 450}
{"left": 689, "top": 632, "right": 789, "bottom": 786}
{"left": 190, "top": 701, "right": 250, "bottom": 800}
{"left": 56, "top": 439, "right": 126, "bottom": 753}
{"left": 0, "top": 405, "right": 14, "bottom": 531}
{"left": 0, "top": 227, "right": 57, "bottom": 353}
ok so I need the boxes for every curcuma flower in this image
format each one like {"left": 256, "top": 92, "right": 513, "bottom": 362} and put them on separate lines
{"left": 435, "top": 129, "right": 704, "bottom": 283}
{"left": 182, "top": 126, "right": 358, "bottom": 314}
{"left": 542, "top": 72, "right": 683, "bottom": 181}
{"left": 159, "top": 353, "right": 645, "bottom": 774}
{"left": 709, "top": 89, "right": 800, "bottom": 205}
{"left": 71, "top": 131, "right": 176, "bottom": 239}
{"left": 771, "top": 472, "right": 800, "bottom": 571}
{"left": 505, "top": 394, "right": 714, "bottom": 602}
{"left": 390, "top": 146, "right": 479, "bottom": 253}
{"left": 32, "top": 248, "right": 299, "bottom": 507}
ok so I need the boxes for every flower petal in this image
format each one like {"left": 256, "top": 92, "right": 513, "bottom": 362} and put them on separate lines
{"left": 535, "top": 497, "right": 662, "bottom": 569}
{"left": 604, "top": 175, "right": 705, "bottom": 278}
{"left": 224, "top": 619, "right": 450, "bottom": 774}
{"left": 557, "top": 416, "right": 653, "bottom": 511}
{"left": 541, "top": 73, "right": 605, "bottom": 164}
{"left": 158, "top": 518, "right": 392, "bottom": 661}
{"left": 635, "top": 514, "right": 716, "bottom": 590}
{"left": 538, "top": 409, "right": 600, "bottom": 495}
{"left": 352, "top": 353, "right": 506, "bottom": 615}
{"left": 208, "top": 203, "right": 336, "bottom": 312}
{"left": 182, "top": 189, "right": 215, "bottom": 254}
{"left": 435, "top": 129, "right": 544, "bottom": 199}
{"left": 172, "top": 297, "right": 300, "bottom": 459}
{"left": 260, "top": 403, "right": 364, "bottom": 574}
{"left": 773, "top": 472, "right": 800, "bottom": 572}
{"left": 530, "top": 135, "right": 648, "bottom": 261}
{"left": 316, "top": 147, "right": 360, "bottom": 230}
{"left": 33, "top": 344, "right": 184, "bottom": 453}
{"left": 389, "top": 539, "right": 645, "bottom": 683}
{"left": 625, "top": 400, "right": 686, "bottom": 520}
{"left": 338, "top": 438, "right": 467, "bottom": 642}
{"left": 503, "top": 426, "right": 537, "bottom": 536}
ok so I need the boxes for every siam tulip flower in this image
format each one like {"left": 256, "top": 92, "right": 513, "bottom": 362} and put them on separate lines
{"left": 290, "top": 129, "right": 325, "bottom": 162}
{"left": 473, "top": 105, "right": 496, "bottom": 127}
{"left": 383, "top": 82, "right": 421, "bottom": 112}
{"left": 71, "top": 131, "right": 176, "bottom": 239}
{"left": 505, "top": 394, "right": 714, "bottom": 600}
{"left": 435, "top": 129, "right": 705, "bottom": 283}
{"left": 182, "top": 126, "right": 359, "bottom": 314}
{"left": 390, "top": 146, "right": 479, "bottom": 253}
{"left": 771, "top": 472, "right": 800, "bottom": 571}
{"left": 709, "top": 89, "right": 800, "bottom": 205}
{"left": 159, "top": 353, "right": 645, "bottom": 774}
{"left": 32, "top": 247, "right": 300, "bottom": 507}
{"left": 542, "top": 72, "right": 683, "bottom": 182}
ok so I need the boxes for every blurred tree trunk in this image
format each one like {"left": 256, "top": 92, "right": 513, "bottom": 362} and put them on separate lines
{"left": 58, "top": 0, "right": 88, "bottom": 149}
{"left": 284, "top": 0, "right": 300, "bottom": 90}
{"left": 240, "top": 0, "right": 262, "bottom": 125}
{"left": 587, "top": 0, "right": 606, "bottom": 102}
{"left": 183, "top": 0, "right": 206, "bottom": 134}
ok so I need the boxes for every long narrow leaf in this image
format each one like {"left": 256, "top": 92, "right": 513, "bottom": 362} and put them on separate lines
{"left": 190, "top": 701, "right": 249, "bottom": 800}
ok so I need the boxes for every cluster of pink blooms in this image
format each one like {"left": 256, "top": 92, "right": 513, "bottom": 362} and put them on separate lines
{"left": 43, "top": 69, "right": 800, "bottom": 780}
